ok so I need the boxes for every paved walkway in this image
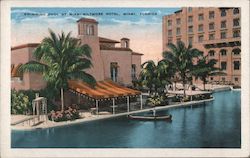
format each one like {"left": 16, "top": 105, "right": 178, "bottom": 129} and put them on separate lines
{"left": 11, "top": 97, "right": 214, "bottom": 131}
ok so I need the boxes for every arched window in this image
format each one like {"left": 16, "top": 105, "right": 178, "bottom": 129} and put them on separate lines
{"left": 220, "top": 49, "right": 227, "bottom": 56}
{"left": 90, "top": 25, "right": 94, "bottom": 35}
{"left": 221, "top": 9, "right": 226, "bottom": 17}
{"left": 232, "top": 48, "right": 241, "bottom": 55}
{"left": 208, "top": 50, "right": 215, "bottom": 56}
{"left": 110, "top": 62, "right": 118, "bottom": 82}
{"left": 125, "top": 41, "right": 128, "bottom": 48}
{"left": 233, "top": 8, "right": 239, "bottom": 15}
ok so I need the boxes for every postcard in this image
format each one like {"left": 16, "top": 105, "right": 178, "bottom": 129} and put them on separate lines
{"left": 1, "top": 0, "right": 249, "bottom": 157}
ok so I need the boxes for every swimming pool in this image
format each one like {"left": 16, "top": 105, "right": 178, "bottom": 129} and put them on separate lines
{"left": 11, "top": 91, "right": 241, "bottom": 148}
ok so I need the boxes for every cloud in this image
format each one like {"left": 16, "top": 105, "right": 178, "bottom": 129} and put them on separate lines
{"left": 11, "top": 9, "right": 166, "bottom": 63}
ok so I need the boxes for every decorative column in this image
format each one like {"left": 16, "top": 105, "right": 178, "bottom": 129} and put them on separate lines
{"left": 112, "top": 98, "right": 115, "bottom": 114}
{"left": 140, "top": 95, "right": 143, "bottom": 109}
{"left": 127, "top": 96, "right": 130, "bottom": 113}
{"left": 96, "top": 100, "right": 99, "bottom": 115}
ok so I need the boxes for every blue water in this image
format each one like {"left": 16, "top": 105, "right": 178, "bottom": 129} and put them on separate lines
{"left": 11, "top": 91, "right": 241, "bottom": 148}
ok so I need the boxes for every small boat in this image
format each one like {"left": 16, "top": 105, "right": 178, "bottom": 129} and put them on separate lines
{"left": 128, "top": 114, "right": 172, "bottom": 121}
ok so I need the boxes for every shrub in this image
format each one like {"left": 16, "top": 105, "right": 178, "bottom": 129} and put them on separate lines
{"left": 19, "top": 87, "right": 59, "bottom": 113}
{"left": 48, "top": 105, "right": 80, "bottom": 122}
{"left": 11, "top": 90, "right": 30, "bottom": 114}
{"left": 147, "top": 94, "right": 164, "bottom": 107}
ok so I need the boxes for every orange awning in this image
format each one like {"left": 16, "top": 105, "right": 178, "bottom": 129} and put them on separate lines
{"left": 68, "top": 80, "right": 141, "bottom": 100}
{"left": 11, "top": 64, "right": 23, "bottom": 77}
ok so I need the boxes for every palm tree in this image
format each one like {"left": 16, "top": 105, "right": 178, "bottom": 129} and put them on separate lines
{"left": 192, "top": 55, "right": 226, "bottom": 90}
{"left": 19, "top": 29, "right": 96, "bottom": 111}
{"left": 163, "top": 41, "right": 203, "bottom": 97}
{"left": 139, "top": 60, "right": 173, "bottom": 94}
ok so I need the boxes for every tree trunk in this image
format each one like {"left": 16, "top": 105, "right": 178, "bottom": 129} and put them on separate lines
{"left": 183, "top": 82, "right": 186, "bottom": 98}
{"left": 61, "top": 88, "right": 64, "bottom": 111}
{"left": 203, "top": 82, "right": 206, "bottom": 91}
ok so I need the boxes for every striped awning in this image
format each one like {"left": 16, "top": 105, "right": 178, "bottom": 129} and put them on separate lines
{"left": 68, "top": 80, "right": 141, "bottom": 99}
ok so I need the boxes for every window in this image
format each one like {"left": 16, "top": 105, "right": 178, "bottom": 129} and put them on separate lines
{"left": 86, "top": 25, "right": 94, "bottom": 35}
{"left": 209, "top": 23, "right": 215, "bottom": 30}
{"left": 198, "top": 14, "right": 204, "bottom": 21}
{"left": 188, "top": 16, "right": 193, "bottom": 23}
{"left": 221, "top": 9, "right": 226, "bottom": 17}
{"left": 176, "top": 38, "right": 181, "bottom": 43}
{"left": 198, "top": 24, "right": 203, "bottom": 32}
{"left": 221, "top": 32, "right": 227, "bottom": 39}
{"left": 210, "top": 77, "right": 214, "bottom": 81}
{"left": 221, "top": 62, "right": 227, "bottom": 70}
{"left": 220, "top": 49, "right": 227, "bottom": 56}
{"left": 188, "top": 7, "right": 192, "bottom": 12}
{"left": 209, "top": 34, "right": 215, "bottom": 40}
{"left": 110, "top": 62, "right": 118, "bottom": 82}
{"left": 188, "top": 26, "right": 193, "bottom": 33}
{"left": 125, "top": 41, "right": 129, "bottom": 48}
{"left": 222, "top": 77, "right": 225, "bottom": 81}
{"left": 234, "top": 61, "right": 240, "bottom": 70}
{"left": 176, "top": 28, "right": 181, "bottom": 35}
{"left": 168, "top": 30, "right": 172, "bottom": 36}
{"left": 233, "top": 18, "right": 240, "bottom": 27}
{"left": 168, "top": 38, "right": 172, "bottom": 44}
{"left": 221, "top": 21, "right": 227, "bottom": 29}
{"left": 176, "top": 18, "right": 181, "bottom": 25}
{"left": 233, "top": 8, "right": 239, "bottom": 15}
{"left": 209, "top": 11, "right": 215, "bottom": 19}
{"left": 198, "top": 35, "right": 203, "bottom": 42}
{"left": 233, "top": 30, "right": 240, "bottom": 37}
{"left": 232, "top": 48, "right": 241, "bottom": 55}
{"left": 209, "top": 50, "right": 215, "bottom": 56}
{"left": 234, "top": 77, "right": 238, "bottom": 82}
{"left": 167, "top": 20, "right": 172, "bottom": 26}
{"left": 188, "top": 36, "right": 193, "bottom": 45}
{"left": 131, "top": 64, "right": 136, "bottom": 80}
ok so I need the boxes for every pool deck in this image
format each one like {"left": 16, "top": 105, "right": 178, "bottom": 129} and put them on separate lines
{"left": 11, "top": 97, "right": 214, "bottom": 131}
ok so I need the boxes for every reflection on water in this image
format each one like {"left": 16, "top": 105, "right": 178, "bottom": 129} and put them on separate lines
{"left": 12, "top": 91, "right": 241, "bottom": 148}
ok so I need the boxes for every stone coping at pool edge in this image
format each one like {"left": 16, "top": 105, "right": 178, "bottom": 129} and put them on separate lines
{"left": 11, "top": 97, "right": 214, "bottom": 131}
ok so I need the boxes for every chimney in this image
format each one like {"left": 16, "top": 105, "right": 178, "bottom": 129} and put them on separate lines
{"left": 121, "top": 38, "right": 130, "bottom": 48}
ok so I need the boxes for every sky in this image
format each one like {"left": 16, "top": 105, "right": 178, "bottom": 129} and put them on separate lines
{"left": 11, "top": 7, "right": 180, "bottom": 62}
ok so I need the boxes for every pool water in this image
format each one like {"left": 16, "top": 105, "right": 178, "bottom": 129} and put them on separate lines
{"left": 11, "top": 91, "right": 241, "bottom": 148}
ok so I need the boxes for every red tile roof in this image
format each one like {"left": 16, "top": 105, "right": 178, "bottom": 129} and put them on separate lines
{"left": 99, "top": 37, "right": 120, "bottom": 43}
{"left": 132, "top": 52, "right": 144, "bottom": 56}
{"left": 100, "top": 46, "right": 132, "bottom": 51}
{"left": 77, "top": 18, "right": 98, "bottom": 23}
{"left": 11, "top": 43, "right": 40, "bottom": 51}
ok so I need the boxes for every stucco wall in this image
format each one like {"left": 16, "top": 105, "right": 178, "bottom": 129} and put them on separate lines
{"left": 101, "top": 50, "right": 132, "bottom": 85}
{"left": 131, "top": 55, "right": 142, "bottom": 79}
{"left": 11, "top": 46, "right": 47, "bottom": 90}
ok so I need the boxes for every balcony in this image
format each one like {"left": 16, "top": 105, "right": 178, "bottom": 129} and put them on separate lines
{"left": 203, "top": 37, "right": 241, "bottom": 49}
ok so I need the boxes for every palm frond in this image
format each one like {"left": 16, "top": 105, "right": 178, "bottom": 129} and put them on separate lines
{"left": 18, "top": 61, "right": 48, "bottom": 73}
{"left": 69, "top": 71, "right": 96, "bottom": 86}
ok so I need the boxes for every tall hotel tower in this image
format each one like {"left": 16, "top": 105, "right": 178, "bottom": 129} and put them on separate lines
{"left": 163, "top": 7, "right": 241, "bottom": 85}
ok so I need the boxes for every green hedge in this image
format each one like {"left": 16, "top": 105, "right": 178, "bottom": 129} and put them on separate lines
{"left": 11, "top": 90, "right": 29, "bottom": 114}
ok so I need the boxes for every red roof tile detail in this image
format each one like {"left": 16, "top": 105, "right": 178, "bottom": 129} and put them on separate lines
{"left": 99, "top": 37, "right": 120, "bottom": 43}
{"left": 132, "top": 52, "right": 144, "bottom": 56}
{"left": 11, "top": 43, "right": 40, "bottom": 51}
{"left": 77, "top": 18, "right": 98, "bottom": 23}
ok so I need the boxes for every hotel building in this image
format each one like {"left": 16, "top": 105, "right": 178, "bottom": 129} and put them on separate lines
{"left": 163, "top": 7, "right": 241, "bottom": 85}
{"left": 11, "top": 18, "right": 143, "bottom": 91}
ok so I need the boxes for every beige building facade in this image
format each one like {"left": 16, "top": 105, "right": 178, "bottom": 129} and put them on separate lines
{"left": 163, "top": 7, "right": 241, "bottom": 85}
{"left": 11, "top": 18, "right": 143, "bottom": 90}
